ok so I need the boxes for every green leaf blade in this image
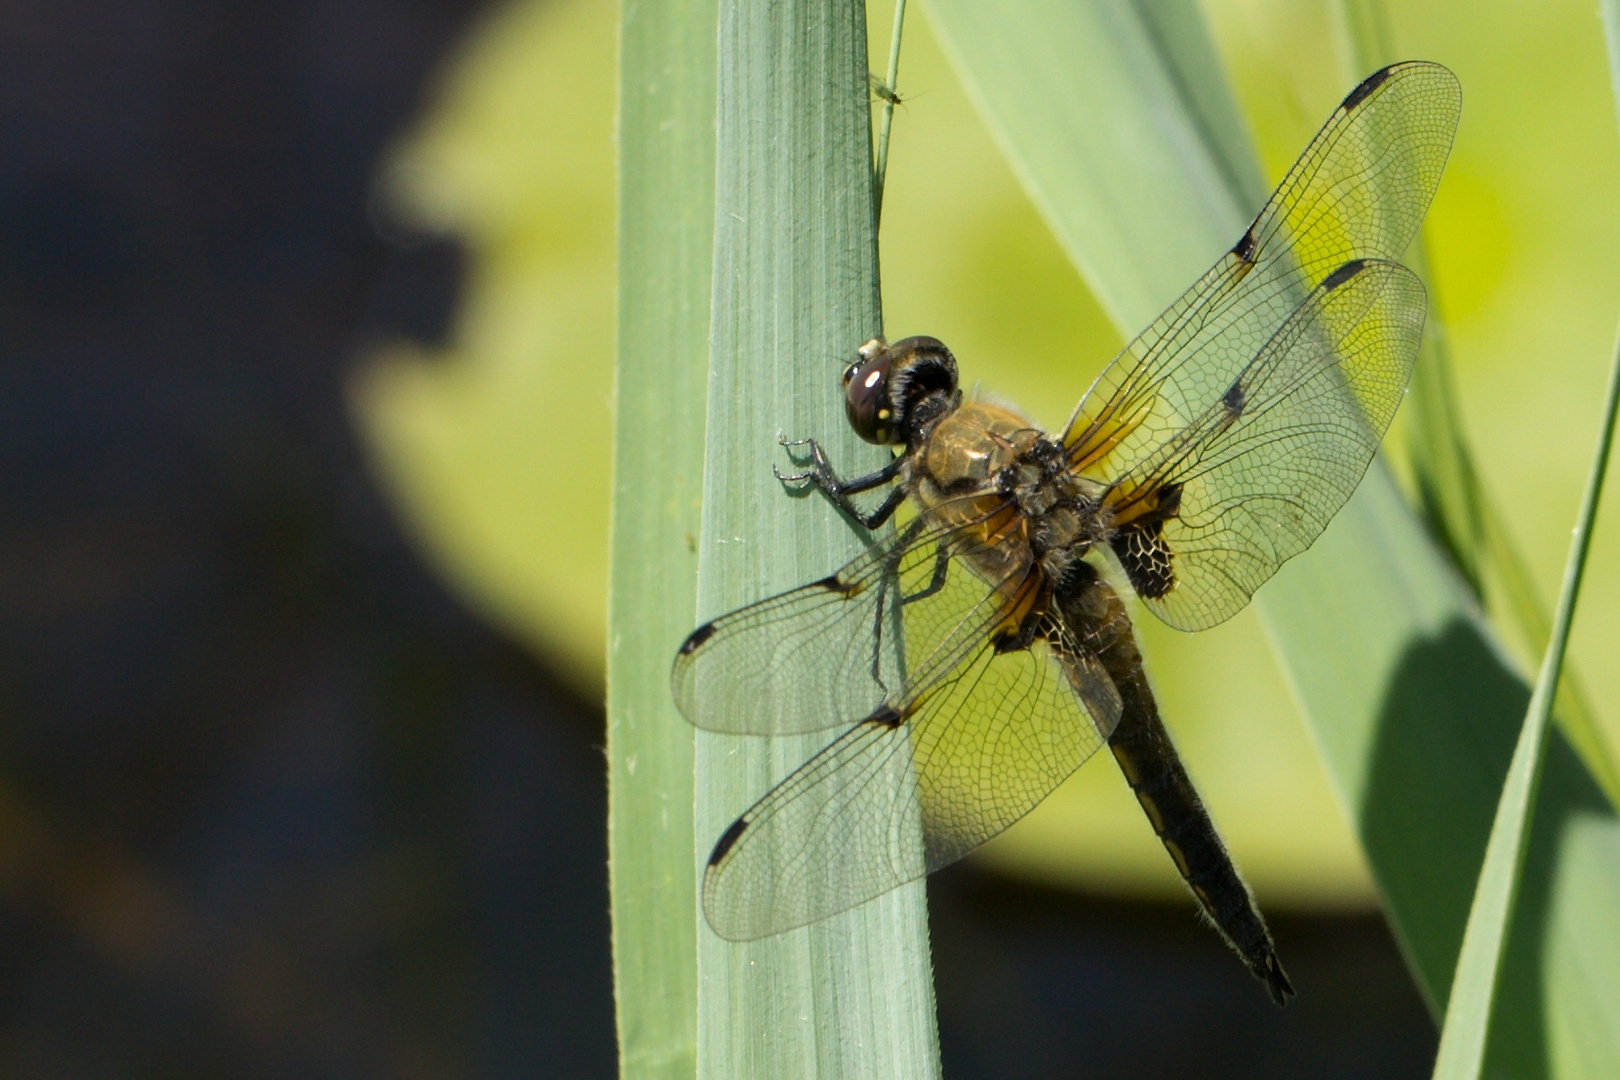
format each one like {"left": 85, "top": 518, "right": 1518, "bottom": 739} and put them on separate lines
{"left": 608, "top": 0, "right": 716, "bottom": 1074}
{"left": 924, "top": 0, "right": 1260, "bottom": 333}
{"left": 693, "top": 1, "right": 941, "bottom": 1077}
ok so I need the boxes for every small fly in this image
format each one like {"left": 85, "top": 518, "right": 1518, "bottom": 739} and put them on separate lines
{"left": 673, "top": 61, "right": 1459, "bottom": 1005}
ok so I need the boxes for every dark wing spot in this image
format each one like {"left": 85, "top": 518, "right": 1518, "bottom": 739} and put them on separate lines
{"left": 1321, "top": 258, "right": 1367, "bottom": 291}
{"left": 1341, "top": 64, "right": 1393, "bottom": 111}
{"left": 815, "top": 573, "right": 857, "bottom": 594}
{"left": 991, "top": 607, "right": 1048, "bottom": 654}
{"left": 1231, "top": 227, "right": 1258, "bottom": 263}
{"left": 1222, "top": 379, "right": 1245, "bottom": 418}
{"left": 679, "top": 622, "right": 716, "bottom": 655}
{"left": 708, "top": 816, "right": 749, "bottom": 865}
{"left": 1155, "top": 482, "right": 1182, "bottom": 518}
{"left": 865, "top": 703, "right": 904, "bottom": 729}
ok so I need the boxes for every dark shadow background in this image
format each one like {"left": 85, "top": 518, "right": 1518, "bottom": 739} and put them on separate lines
{"left": 0, "top": 0, "right": 612, "bottom": 1074}
{"left": 0, "top": 0, "right": 1437, "bottom": 1075}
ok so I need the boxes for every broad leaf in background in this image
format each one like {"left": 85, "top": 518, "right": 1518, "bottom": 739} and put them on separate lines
{"left": 924, "top": 0, "right": 1620, "bottom": 1072}
{"left": 1332, "top": 0, "right": 1620, "bottom": 822}
{"left": 1426, "top": 8, "right": 1620, "bottom": 1075}
{"left": 1431, "top": 260, "right": 1620, "bottom": 1076}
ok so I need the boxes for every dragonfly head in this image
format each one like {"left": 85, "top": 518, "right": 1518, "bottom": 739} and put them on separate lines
{"left": 843, "top": 336, "right": 959, "bottom": 447}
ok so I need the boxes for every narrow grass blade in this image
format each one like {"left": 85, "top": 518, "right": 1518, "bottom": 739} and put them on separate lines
{"left": 607, "top": 0, "right": 715, "bottom": 1074}
{"left": 925, "top": 0, "right": 1620, "bottom": 1070}
{"left": 872, "top": 0, "right": 908, "bottom": 219}
{"left": 693, "top": 1, "right": 940, "bottom": 1076}
{"left": 1479, "top": 501, "right": 1620, "bottom": 810}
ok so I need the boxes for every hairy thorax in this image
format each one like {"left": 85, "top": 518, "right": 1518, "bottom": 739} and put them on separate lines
{"left": 905, "top": 401, "right": 1111, "bottom": 595}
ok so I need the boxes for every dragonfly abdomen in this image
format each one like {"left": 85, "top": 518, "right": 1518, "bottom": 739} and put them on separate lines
{"left": 1105, "top": 675, "right": 1295, "bottom": 1005}
{"left": 1059, "top": 565, "right": 1295, "bottom": 1006}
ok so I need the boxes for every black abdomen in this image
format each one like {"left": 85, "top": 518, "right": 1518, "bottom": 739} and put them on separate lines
{"left": 1106, "top": 689, "right": 1294, "bottom": 1005}
{"left": 1056, "top": 562, "right": 1293, "bottom": 1006}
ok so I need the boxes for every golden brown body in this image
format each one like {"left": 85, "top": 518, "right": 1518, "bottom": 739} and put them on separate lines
{"left": 674, "top": 62, "right": 1459, "bottom": 1007}
{"left": 908, "top": 401, "right": 1105, "bottom": 601}
{"left": 908, "top": 400, "right": 1293, "bottom": 1003}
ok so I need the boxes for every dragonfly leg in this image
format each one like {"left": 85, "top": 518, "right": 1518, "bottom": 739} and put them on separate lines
{"left": 869, "top": 516, "right": 930, "bottom": 687}
{"left": 869, "top": 571, "right": 891, "bottom": 692}
{"left": 901, "top": 544, "right": 949, "bottom": 605}
{"left": 774, "top": 437, "right": 907, "bottom": 529}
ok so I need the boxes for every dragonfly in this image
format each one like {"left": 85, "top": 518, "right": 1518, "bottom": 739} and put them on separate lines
{"left": 672, "top": 61, "right": 1459, "bottom": 1005}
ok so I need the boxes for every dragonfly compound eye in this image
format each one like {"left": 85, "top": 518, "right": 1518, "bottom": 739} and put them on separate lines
{"left": 843, "top": 336, "right": 958, "bottom": 446}
{"left": 843, "top": 348, "right": 896, "bottom": 444}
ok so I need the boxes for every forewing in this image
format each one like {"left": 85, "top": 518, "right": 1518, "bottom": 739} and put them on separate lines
{"left": 1114, "top": 259, "right": 1426, "bottom": 630}
{"left": 1062, "top": 61, "right": 1457, "bottom": 485}
{"left": 701, "top": 595, "right": 1123, "bottom": 939}
{"left": 672, "top": 495, "right": 1028, "bottom": 735}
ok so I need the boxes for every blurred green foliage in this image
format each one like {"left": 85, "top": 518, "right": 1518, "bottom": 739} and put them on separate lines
{"left": 351, "top": 0, "right": 1620, "bottom": 909}
{"left": 354, "top": 0, "right": 616, "bottom": 694}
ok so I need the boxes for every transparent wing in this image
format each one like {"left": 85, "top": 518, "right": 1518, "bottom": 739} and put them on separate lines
{"left": 701, "top": 593, "right": 1124, "bottom": 939}
{"left": 672, "top": 495, "right": 1031, "bottom": 736}
{"left": 1062, "top": 61, "right": 1457, "bottom": 490}
{"left": 1107, "top": 259, "right": 1425, "bottom": 629}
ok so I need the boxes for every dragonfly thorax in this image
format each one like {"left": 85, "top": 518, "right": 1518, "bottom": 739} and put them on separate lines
{"left": 1011, "top": 443, "right": 1111, "bottom": 588}
{"left": 906, "top": 400, "right": 1110, "bottom": 596}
